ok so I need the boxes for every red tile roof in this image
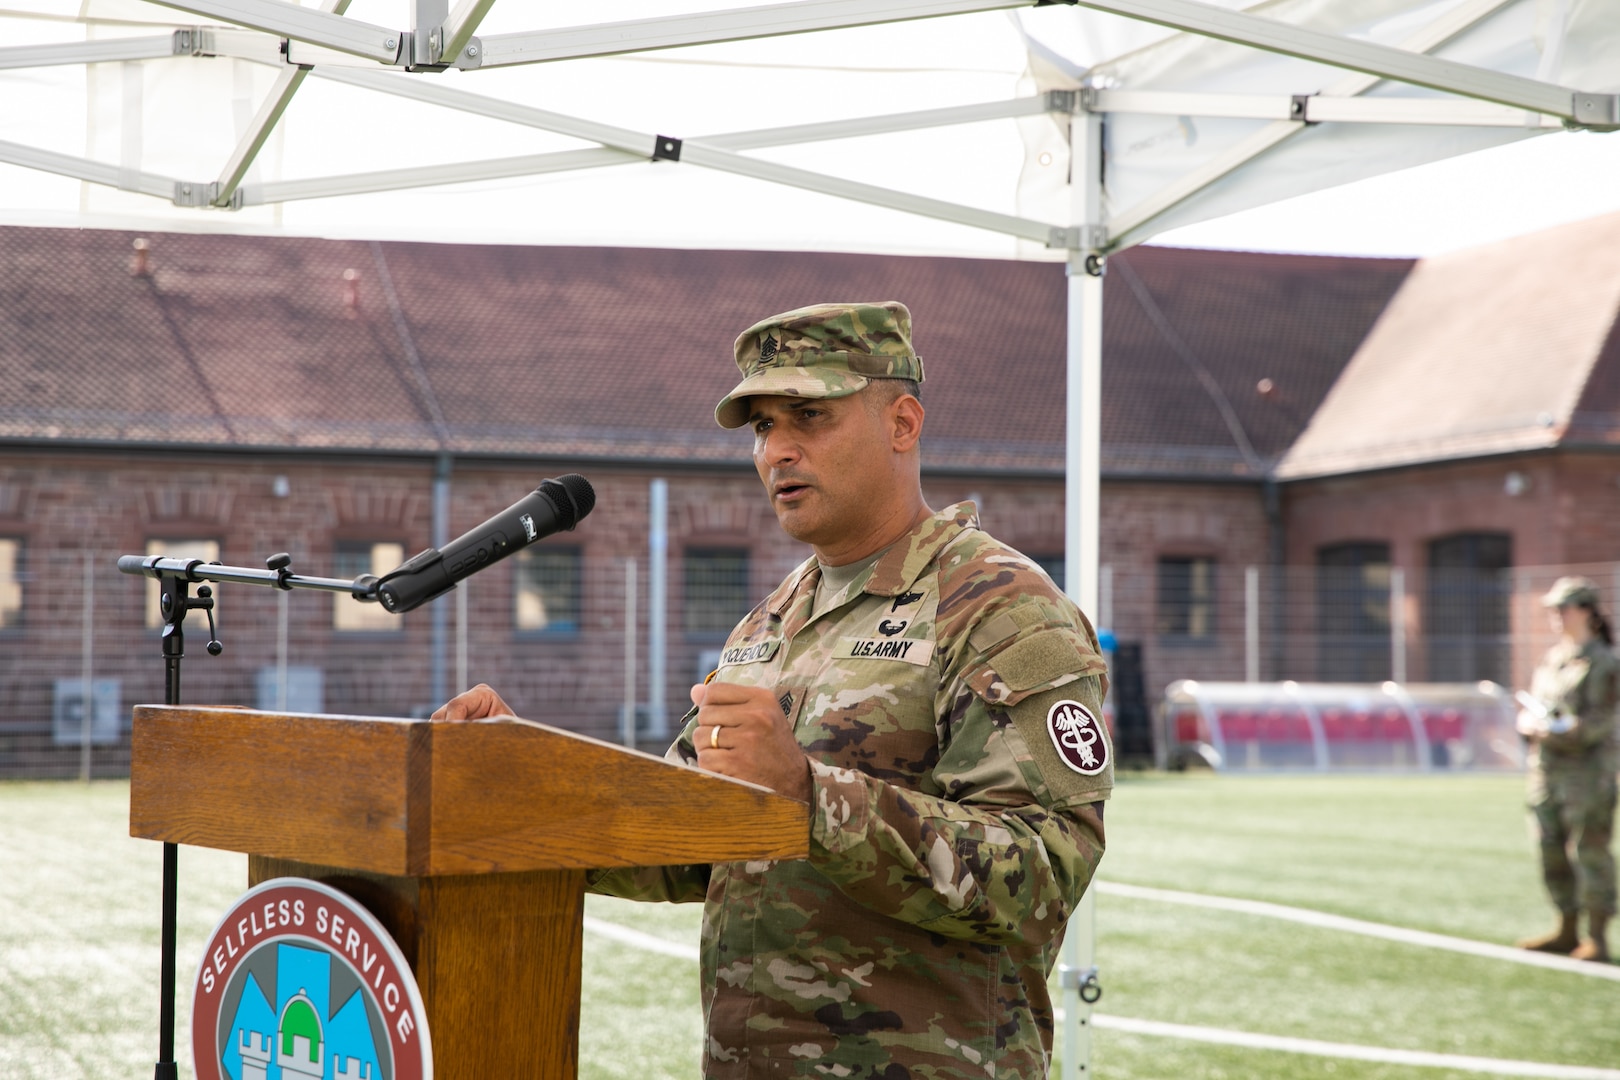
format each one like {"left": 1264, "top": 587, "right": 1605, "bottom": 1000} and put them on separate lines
{"left": 0, "top": 226, "right": 1410, "bottom": 478}
{"left": 1102, "top": 245, "right": 1412, "bottom": 477}
{"left": 1279, "top": 212, "right": 1620, "bottom": 479}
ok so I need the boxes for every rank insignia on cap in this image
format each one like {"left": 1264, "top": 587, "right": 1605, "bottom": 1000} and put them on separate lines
{"left": 758, "top": 333, "right": 779, "bottom": 365}
{"left": 1047, "top": 700, "right": 1108, "bottom": 775}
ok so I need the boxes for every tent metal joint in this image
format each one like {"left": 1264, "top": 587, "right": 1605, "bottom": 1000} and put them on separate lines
{"left": 173, "top": 181, "right": 206, "bottom": 207}
{"left": 282, "top": 37, "right": 310, "bottom": 71}
{"left": 214, "top": 184, "right": 246, "bottom": 210}
{"left": 172, "top": 28, "right": 211, "bottom": 56}
{"left": 652, "top": 136, "right": 683, "bottom": 162}
{"left": 1048, "top": 225, "right": 1107, "bottom": 252}
{"left": 1290, "top": 94, "right": 1313, "bottom": 124}
{"left": 453, "top": 37, "right": 483, "bottom": 69}
{"left": 1046, "top": 89, "right": 1080, "bottom": 114}
{"left": 1569, "top": 93, "right": 1619, "bottom": 132}
{"left": 400, "top": 31, "right": 451, "bottom": 72}
{"left": 1058, "top": 962, "right": 1102, "bottom": 1001}
{"left": 173, "top": 181, "right": 241, "bottom": 209}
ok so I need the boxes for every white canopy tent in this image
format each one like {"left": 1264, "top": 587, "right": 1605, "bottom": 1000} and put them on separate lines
{"left": 4, "top": 1, "right": 1616, "bottom": 1074}
{"left": 3, "top": 1, "right": 1615, "bottom": 253}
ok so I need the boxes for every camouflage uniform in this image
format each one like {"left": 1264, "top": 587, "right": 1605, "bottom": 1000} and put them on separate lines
{"left": 1527, "top": 633, "right": 1619, "bottom": 918}
{"left": 591, "top": 503, "right": 1112, "bottom": 1078}
{"left": 592, "top": 300, "right": 1111, "bottom": 1077}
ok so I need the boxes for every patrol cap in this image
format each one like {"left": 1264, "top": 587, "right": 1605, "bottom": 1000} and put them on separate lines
{"left": 714, "top": 301, "right": 925, "bottom": 429}
{"left": 1542, "top": 575, "right": 1600, "bottom": 608}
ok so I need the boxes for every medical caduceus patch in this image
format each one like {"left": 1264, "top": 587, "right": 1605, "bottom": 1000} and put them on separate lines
{"left": 1046, "top": 699, "right": 1109, "bottom": 775}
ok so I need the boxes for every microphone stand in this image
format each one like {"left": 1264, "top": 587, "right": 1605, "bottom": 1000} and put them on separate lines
{"left": 118, "top": 553, "right": 379, "bottom": 1080}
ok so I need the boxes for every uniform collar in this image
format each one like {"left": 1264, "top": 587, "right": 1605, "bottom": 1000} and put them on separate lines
{"left": 764, "top": 501, "right": 980, "bottom": 617}
{"left": 866, "top": 501, "right": 979, "bottom": 596}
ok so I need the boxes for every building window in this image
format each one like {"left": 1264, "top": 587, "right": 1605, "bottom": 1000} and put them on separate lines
{"left": 685, "top": 548, "right": 750, "bottom": 636}
{"left": 1157, "top": 556, "right": 1215, "bottom": 641}
{"left": 145, "top": 539, "right": 220, "bottom": 629}
{"left": 0, "top": 538, "right": 21, "bottom": 629}
{"left": 1425, "top": 532, "right": 1512, "bottom": 683}
{"left": 515, "top": 545, "right": 582, "bottom": 634}
{"left": 1316, "top": 542, "right": 1391, "bottom": 682}
{"left": 333, "top": 541, "right": 405, "bottom": 632}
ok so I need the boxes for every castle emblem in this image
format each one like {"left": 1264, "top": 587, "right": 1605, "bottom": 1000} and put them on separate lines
{"left": 191, "top": 878, "right": 431, "bottom": 1080}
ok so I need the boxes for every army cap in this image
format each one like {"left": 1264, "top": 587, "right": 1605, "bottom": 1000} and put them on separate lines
{"left": 1542, "top": 575, "right": 1601, "bottom": 608}
{"left": 715, "top": 301, "right": 925, "bottom": 429}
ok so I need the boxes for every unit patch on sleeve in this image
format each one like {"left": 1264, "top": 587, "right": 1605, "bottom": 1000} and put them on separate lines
{"left": 1047, "top": 699, "right": 1108, "bottom": 775}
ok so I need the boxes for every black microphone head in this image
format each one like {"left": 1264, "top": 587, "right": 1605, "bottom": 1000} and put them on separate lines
{"left": 548, "top": 473, "right": 595, "bottom": 527}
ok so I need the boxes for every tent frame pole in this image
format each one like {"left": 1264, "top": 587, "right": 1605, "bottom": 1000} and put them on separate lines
{"left": 311, "top": 67, "right": 1070, "bottom": 245}
{"left": 1071, "top": 0, "right": 1605, "bottom": 121}
{"left": 211, "top": 0, "right": 354, "bottom": 208}
{"left": 0, "top": 0, "right": 1607, "bottom": 230}
{"left": 149, "top": 0, "right": 401, "bottom": 63}
{"left": 1105, "top": 0, "right": 1522, "bottom": 247}
{"left": 122, "top": 0, "right": 1616, "bottom": 126}
{"left": 1060, "top": 100, "right": 1105, "bottom": 1080}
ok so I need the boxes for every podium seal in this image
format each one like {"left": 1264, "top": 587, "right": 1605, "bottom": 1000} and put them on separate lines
{"left": 191, "top": 877, "right": 432, "bottom": 1080}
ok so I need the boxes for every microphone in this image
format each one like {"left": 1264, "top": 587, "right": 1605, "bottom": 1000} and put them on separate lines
{"left": 375, "top": 474, "right": 595, "bottom": 614}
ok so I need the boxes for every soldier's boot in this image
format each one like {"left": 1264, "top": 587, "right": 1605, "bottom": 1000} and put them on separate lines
{"left": 1571, "top": 912, "right": 1610, "bottom": 963}
{"left": 1516, "top": 911, "right": 1580, "bottom": 953}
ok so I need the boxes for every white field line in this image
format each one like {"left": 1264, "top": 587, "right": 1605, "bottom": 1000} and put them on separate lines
{"left": 1097, "top": 881, "right": 1620, "bottom": 983}
{"left": 583, "top": 914, "right": 700, "bottom": 960}
{"left": 584, "top": 907, "right": 1620, "bottom": 1078}
{"left": 1081, "top": 1014, "right": 1620, "bottom": 1080}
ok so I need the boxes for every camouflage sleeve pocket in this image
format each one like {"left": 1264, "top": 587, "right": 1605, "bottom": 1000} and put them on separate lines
{"left": 964, "top": 626, "right": 1108, "bottom": 708}
{"left": 963, "top": 627, "right": 1112, "bottom": 803}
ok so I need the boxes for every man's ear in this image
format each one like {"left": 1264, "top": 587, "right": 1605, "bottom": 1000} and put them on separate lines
{"left": 890, "top": 394, "right": 924, "bottom": 452}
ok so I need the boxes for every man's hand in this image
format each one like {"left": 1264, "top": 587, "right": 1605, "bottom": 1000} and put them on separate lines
{"left": 690, "top": 681, "right": 812, "bottom": 804}
{"left": 431, "top": 683, "right": 516, "bottom": 722}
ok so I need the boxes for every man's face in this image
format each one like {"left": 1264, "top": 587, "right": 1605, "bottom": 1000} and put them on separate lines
{"left": 748, "top": 391, "right": 898, "bottom": 553}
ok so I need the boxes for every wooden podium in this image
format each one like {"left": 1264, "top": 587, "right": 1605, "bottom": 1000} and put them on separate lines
{"left": 128, "top": 706, "right": 809, "bottom": 1079}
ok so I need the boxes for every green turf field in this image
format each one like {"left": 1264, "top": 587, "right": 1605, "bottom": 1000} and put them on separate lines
{"left": 2, "top": 773, "right": 1615, "bottom": 1079}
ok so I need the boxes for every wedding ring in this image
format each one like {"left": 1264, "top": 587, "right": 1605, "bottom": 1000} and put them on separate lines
{"left": 709, "top": 724, "right": 721, "bottom": 750}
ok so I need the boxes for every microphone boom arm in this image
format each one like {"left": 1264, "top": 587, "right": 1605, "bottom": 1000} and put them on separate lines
{"left": 117, "top": 554, "right": 380, "bottom": 601}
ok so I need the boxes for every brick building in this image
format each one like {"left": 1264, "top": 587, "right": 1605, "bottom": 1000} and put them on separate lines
{"left": 1276, "top": 212, "right": 1620, "bottom": 689}
{"left": 10, "top": 215, "right": 1614, "bottom": 774}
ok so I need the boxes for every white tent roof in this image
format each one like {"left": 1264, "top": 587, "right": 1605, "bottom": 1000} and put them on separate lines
{"left": 0, "top": 0, "right": 1615, "bottom": 256}
{"left": 1018, "top": 0, "right": 1620, "bottom": 252}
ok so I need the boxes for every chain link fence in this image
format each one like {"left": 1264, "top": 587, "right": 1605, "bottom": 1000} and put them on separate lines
{"left": 1097, "top": 559, "right": 1619, "bottom": 771}
{"left": 1102, "top": 560, "right": 1608, "bottom": 691}
{"left": 0, "top": 540, "right": 801, "bottom": 779}
{"left": 6, "top": 547, "right": 1614, "bottom": 778}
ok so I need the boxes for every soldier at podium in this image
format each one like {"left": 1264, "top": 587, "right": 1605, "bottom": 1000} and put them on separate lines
{"left": 434, "top": 302, "right": 1112, "bottom": 1079}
